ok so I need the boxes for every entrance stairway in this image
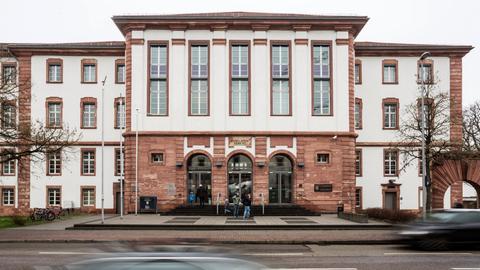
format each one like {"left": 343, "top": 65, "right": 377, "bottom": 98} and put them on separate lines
{"left": 163, "top": 204, "right": 320, "bottom": 216}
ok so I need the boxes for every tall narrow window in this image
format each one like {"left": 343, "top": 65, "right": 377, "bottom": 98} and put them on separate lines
{"left": 81, "top": 59, "right": 97, "bottom": 83}
{"left": 2, "top": 151, "right": 16, "bottom": 176}
{"left": 148, "top": 43, "right": 168, "bottom": 115}
{"left": 1, "top": 63, "right": 16, "bottom": 85}
{"left": 384, "top": 149, "right": 398, "bottom": 176}
{"left": 2, "top": 102, "right": 16, "bottom": 129}
{"left": 115, "top": 97, "right": 126, "bottom": 129}
{"left": 271, "top": 43, "right": 291, "bottom": 115}
{"left": 80, "top": 98, "right": 96, "bottom": 129}
{"left": 115, "top": 148, "right": 124, "bottom": 176}
{"left": 354, "top": 59, "right": 362, "bottom": 84}
{"left": 383, "top": 98, "right": 399, "bottom": 129}
{"left": 81, "top": 188, "right": 95, "bottom": 207}
{"left": 382, "top": 59, "right": 398, "bottom": 84}
{"left": 115, "top": 59, "right": 125, "bottom": 84}
{"left": 230, "top": 43, "right": 250, "bottom": 115}
{"left": 81, "top": 149, "right": 95, "bottom": 176}
{"left": 354, "top": 98, "right": 362, "bottom": 129}
{"left": 355, "top": 187, "right": 362, "bottom": 209}
{"left": 2, "top": 188, "right": 14, "bottom": 206}
{"left": 47, "top": 151, "right": 62, "bottom": 175}
{"left": 47, "top": 188, "right": 61, "bottom": 206}
{"left": 46, "top": 59, "right": 62, "bottom": 83}
{"left": 46, "top": 98, "right": 62, "bottom": 128}
{"left": 189, "top": 43, "right": 209, "bottom": 116}
{"left": 355, "top": 149, "right": 362, "bottom": 176}
{"left": 418, "top": 60, "right": 434, "bottom": 84}
{"left": 312, "top": 43, "right": 331, "bottom": 115}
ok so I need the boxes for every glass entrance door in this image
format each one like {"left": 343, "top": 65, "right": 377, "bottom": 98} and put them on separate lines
{"left": 187, "top": 154, "right": 212, "bottom": 205}
{"left": 268, "top": 155, "right": 293, "bottom": 204}
{"left": 227, "top": 154, "right": 253, "bottom": 202}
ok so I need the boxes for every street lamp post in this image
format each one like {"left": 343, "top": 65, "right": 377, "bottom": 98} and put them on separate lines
{"left": 135, "top": 108, "right": 139, "bottom": 215}
{"left": 419, "top": 51, "right": 431, "bottom": 220}
{"left": 101, "top": 76, "right": 107, "bottom": 224}
{"left": 119, "top": 94, "right": 124, "bottom": 219}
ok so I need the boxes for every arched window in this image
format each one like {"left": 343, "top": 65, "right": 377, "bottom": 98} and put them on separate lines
{"left": 187, "top": 154, "right": 212, "bottom": 205}
{"left": 269, "top": 155, "right": 293, "bottom": 204}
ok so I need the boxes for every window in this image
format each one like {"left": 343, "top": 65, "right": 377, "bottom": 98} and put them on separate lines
{"left": 418, "top": 60, "right": 434, "bottom": 84}
{"left": 189, "top": 43, "right": 209, "bottom": 116}
{"left": 382, "top": 59, "right": 398, "bottom": 84}
{"left": 81, "top": 98, "right": 96, "bottom": 129}
{"left": 384, "top": 149, "right": 398, "bottom": 176}
{"left": 46, "top": 59, "right": 62, "bottom": 83}
{"left": 115, "top": 148, "right": 124, "bottom": 176}
{"left": 2, "top": 63, "right": 16, "bottom": 85}
{"left": 46, "top": 97, "right": 62, "bottom": 128}
{"left": 2, "top": 102, "right": 16, "bottom": 129}
{"left": 81, "top": 59, "right": 97, "bottom": 83}
{"left": 148, "top": 43, "right": 168, "bottom": 115}
{"left": 354, "top": 59, "right": 362, "bottom": 84}
{"left": 417, "top": 98, "right": 434, "bottom": 129}
{"left": 115, "top": 59, "right": 125, "bottom": 84}
{"left": 47, "top": 188, "right": 61, "bottom": 206}
{"left": 418, "top": 150, "right": 423, "bottom": 176}
{"left": 355, "top": 187, "right": 362, "bottom": 209}
{"left": 355, "top": 149, "right": 362, "bottom": 176}
{"left": 2, "top": 155, "right": 15, "bottom": 176}
{"left": 151, "top": 153, "right": 164, "bottom": 164}
{"left": 316, "top": 153, "right": 330, "bottom": 164}
{"left": 81, "top": 149, "right": 95, "bottom": 176}
{"left": 230, "top": 43, "right": 250, "bottom": 115}
{"left": 271, "top": 43, "right": 291, "bottom": 116}
{"left": 383, "top": 98, "right": 399, "bottom": 129}
{"left": 2, "top": 188, "right": 14, "bottom": 206}
{"left": 81, "top": 188, "right": 95, "bottom": 207}
{"left": 354, "top": 98, "right": 362, "bottom": 129}
{"left": 114, "top": 97, "right": 126, "bottom": 129}
{"left": 312, "top": 43, "right": 331, "bottom": 115}
{"left": 47, "top": 151, "right": 61, "bottom": 175}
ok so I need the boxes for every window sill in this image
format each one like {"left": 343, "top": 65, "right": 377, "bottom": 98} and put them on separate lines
{"left": 146, "top": 114, "right": 169, "bottom": 117}
{"left": 81, "top": 81, "right": 98, "bottom": 84}
{"left": 81, "top": 127, "right": 97, "bottom": 130}
{"left": 46, "top": 81, "right": 63, "bottom": 84}
{"left": 382, "top": 82, "right": 398, "bottom": 85}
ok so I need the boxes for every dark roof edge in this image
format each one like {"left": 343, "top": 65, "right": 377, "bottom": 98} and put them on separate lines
{"left": 355, "top": 41, "right": 473, "bottom": 57}
{"left": 6, "top": 41, "right": 125, "bottom": 50}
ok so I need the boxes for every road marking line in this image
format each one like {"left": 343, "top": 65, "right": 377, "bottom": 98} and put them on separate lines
{"left": 245, "top": 252, "right": 306, "bottom": 256}
{"left": 272, "top": 268, "right": 357, "bottom": 270}
{"left": 384, "top": 252, "right": 473, "bottom": 256}
{"left": 39, "top": 251, "right": 102, "bottom": 255}
{"left": 451, "top": 268, "right": 480, "bottom": 270}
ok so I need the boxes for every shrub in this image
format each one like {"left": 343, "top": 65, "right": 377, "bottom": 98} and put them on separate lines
{"left": 364, "top": 208, "right": 418, "bottom": 223}
{"left": 11, "top": 215, "right": 28, "bottom": 226}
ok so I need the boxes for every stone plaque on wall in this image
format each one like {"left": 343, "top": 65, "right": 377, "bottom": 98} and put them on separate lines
{"left": 167, "top": 183, "right": 176, "bottom": 196}
{"left": 229, "top": 136, "right": 252, "bottom": 148}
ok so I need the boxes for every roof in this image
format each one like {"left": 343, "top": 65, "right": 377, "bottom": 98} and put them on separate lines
{"left": 6, "top": 41, "right": 125, "bottom": 56}
{"left": 355, "top": 41, "right": 473, "bottom": 57}
{"left": 112, "top": 11, "right": 369, "bottom": 37}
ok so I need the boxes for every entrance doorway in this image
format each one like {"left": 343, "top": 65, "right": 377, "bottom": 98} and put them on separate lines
{"left": 268, "top": 155, "right": 293, "bottom": 204}
{"left": 187, "top": 154, "right": 212, "bottom": 205}
{"left": 384, "top": 192, "right": 398, "bottom": 210}
{"left": 227, "top": 154, "right": 253, "bottom": 202}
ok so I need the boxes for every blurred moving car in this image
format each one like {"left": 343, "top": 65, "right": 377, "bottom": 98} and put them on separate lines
{"left": 66, "top": 252, "right": 267, "bottom": 270}
{"left": 399, "top": 209, "right": 480, "bottom": 250}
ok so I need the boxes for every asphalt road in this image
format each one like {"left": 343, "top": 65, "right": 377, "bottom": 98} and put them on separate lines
{"left": 0, "top": 243, "right": 479, "bottom": 270}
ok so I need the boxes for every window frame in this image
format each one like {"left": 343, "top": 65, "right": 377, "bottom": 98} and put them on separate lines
{"left": 188, "top": 40, "right": 210, "bottom": 116}
{"left": 229, "top": 40, "right": 251, "bottom": 116}
{"left": 46, "top": 58, "right": 63, "bottom": 83}
{"left": 311, "top": 41, "right": 333, "bottom": 116}
{"left": 382, "top": 59, "right": 398, "bottom": 84}
{"left": 46, "top": 186, "right": 61, "bottom": 207}
{"left": 1, "top": 100, "right": 16, "bottom": 130}
{"left": 80, "top": 59, "right": 98, "bottom": 84}
{"left": 45, "top": 97, "right": 63, "bottom": 129}
{"left": 114, "top": 148, "right": 124, "bottom": 176}
{"left": 354, "top": 59, "right": 362, "bottom": 85}
{"left": 315, "top": 152, "right": 331, "bottom": 165}
{"left": 383, "top": 149, "right": 399, "bottom": 177}
{"left": 355, "top": 186, "right": 363, "bottom": 210}
{"left": 114, "top": 97, "right": 126, "bottom": 129}
{"left": 80, "top": 148, "right": 96, "bottom": 176}
{"left": 147, "top": 41, "right": 169, "bottom": 116}
{"left": 382, "top": 98, "right": 399, "bottom": 130}
{"left": 355, "top": 149, "right": 362, "bottom": 177}
{"left": 1, "top": 186, "right": 15, "bottom": 206}
{"left": 417, "top": 59, "right": 434, "bottom": 85}
{"left": 1, "top": 149, "right": 16, "bottom": 176}
{"left": 354, "top": 97, "right": 363, "bottom": 130}
{"left": 150, "top": 151, "right": 165, "bottom": 165}
{"left": 46, "top": 150, "right": 62, "bottom": 176}
{"left": 1, "top": 62, "right": 17, "bottom": 85}
{"left": 271, "top": 40, "right": 292, "bottom": 116}
{"left": 80, "top": 97, "right": 97, "bottom": 129}
{"left": 115, "top": 59, "right": 125, "bottom": 84}
{"left": 81, "top": 186, "right": 96, "bottom": 207}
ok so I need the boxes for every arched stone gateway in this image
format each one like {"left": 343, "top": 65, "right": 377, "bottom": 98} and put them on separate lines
{"left": 432, "top": 159, "right": 480, "bottom": 209}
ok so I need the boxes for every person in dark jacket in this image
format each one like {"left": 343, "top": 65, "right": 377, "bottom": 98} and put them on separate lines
{"left": 242, "top": 194, "right": 252, "bottom": 220}
{"left": 196, "top": 185, "right": 207, "bottom": 207}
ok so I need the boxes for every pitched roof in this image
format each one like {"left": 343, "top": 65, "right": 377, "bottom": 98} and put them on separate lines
{"left": 6, "top": 41, "right": 125, "bottom": 56}
{"left": 355, "top": 41, "right": 473, "bottom": 57}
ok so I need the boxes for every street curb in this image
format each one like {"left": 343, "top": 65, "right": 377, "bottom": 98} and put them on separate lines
{"left": 67, "top": 224, "right": 392, "bottom": 231}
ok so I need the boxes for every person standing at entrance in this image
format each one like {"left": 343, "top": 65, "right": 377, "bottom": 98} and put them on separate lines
{"left": 232, "top": 193, "right": 241, "bottom": 218}
{"left": 197, "top": 185, "right": 206, "bottom": 207}
{"left": 242, "top": 194, "right": 252, "bottom": 220}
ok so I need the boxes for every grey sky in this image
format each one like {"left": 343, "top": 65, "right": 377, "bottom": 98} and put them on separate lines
{"left": 2, "top": 0, "right": 478, "bottom": 106}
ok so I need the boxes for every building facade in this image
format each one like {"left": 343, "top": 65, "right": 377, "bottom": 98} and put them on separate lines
{"left": 0, "top": 12, "right": 473, "bottom": 215}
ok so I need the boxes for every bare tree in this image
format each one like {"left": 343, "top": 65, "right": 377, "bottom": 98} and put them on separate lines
{"left": 0, "top": 56, "right": 78, "bottom": 166}
{"left": 397, "top": 75, "right": 459, "bottom": 211}
{"left": 463, "top": 101, "right": 480, "bottom": 152}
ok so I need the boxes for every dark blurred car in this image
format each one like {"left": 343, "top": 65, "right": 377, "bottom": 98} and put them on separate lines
{"left": 66, "top": 252, "right": 267, "bottom": 270}
{"left": 399, "top": 209, "right": 480, "bottom": 250}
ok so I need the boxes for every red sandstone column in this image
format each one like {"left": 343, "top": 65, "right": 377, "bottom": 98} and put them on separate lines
{"left": 254, "top": 137, "right": 268, "bottom": 205}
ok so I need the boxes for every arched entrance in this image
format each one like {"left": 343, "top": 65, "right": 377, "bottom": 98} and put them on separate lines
{"left": 187, "top": 154, "right": 212, "bottom": 205}
{"left": 268, "top": 154, "right": 293, "bottom": 204}
{"left": 443, "top": 181, "right": 480, "bottom": 209}
{"left": 227, "top": 154, "right": 253, "bottom": 202}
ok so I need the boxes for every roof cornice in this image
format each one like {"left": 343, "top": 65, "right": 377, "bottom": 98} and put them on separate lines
{"left": 355, "top": 41, "right": 474, "bottom": 57}
{"left": 7, "top": 42, "right": 125, "bottom": 56}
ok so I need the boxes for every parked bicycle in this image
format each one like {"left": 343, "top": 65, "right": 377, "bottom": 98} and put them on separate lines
{"left": 30, "top": 207, "right": 62, "bottom": 222}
